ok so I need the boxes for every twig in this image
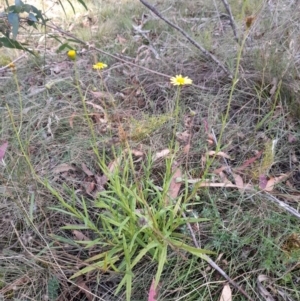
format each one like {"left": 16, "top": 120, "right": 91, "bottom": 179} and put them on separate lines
{"left": 0, "top": 54, "right": 27, "bottom": 72}
{"left": 183, "top": 213, "right": 255, "bottom": 301}
{"left": 139, "top": 0, "right": 232, "bottom": 78}
{"left": 262, "top": 192, "right": 300, "bottom": 219}
{"left": 220, "top": 0, "right": 239, "bottom": 44}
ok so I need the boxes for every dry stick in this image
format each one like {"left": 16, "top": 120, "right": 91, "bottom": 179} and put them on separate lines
{"left": 262, "top": 192, "right": 300, "bottom": 219}
{"left": 220, "top": 0, "right": 239, "bottom": 44}
{"left": 182, "top": 213, "right": 255, "bottom": 301}
{"left": 139, "top": 0, "right": 232, "bottom": 79}
{"left": 0, "top": 54, "right": 27, "bottom": 72}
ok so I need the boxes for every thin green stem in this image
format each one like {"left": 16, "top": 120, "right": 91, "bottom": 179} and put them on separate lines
{"left": 187, "top": 30, "right": 250, "bottom": 202}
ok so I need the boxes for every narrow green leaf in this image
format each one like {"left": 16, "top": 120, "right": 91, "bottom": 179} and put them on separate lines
{"left": 0, "top": 37, "right": 35, "bottom": 54}
{"left": 56, "top": 43, "right": 71, "bottom": 53}
{"left": 85, "top": 247, "right": 123, "bottom": 263}
{"left": 23, "top": 4, "right": 32, "bottom": 13}
{"left": 28, "top": 12, "right": 37, "bottom": 22}
{"left": 66, "top": 38, "right": 85, "bottom": 44}
{"left": 77, "top": 0, "right": 88, "bottom": 10}
{"left": 7, "top": 12, "right": 19, "bottom": 39}
{"left": 61, "top": 225, "right": 91, "bottom": 230}
{"left": 155, "top": 244, "right": 168, "bottom": 286}
{"left": 70, "top": 256, "right": 119, "bottom": 279}
{"left": 171, "top": 239, "right": 216, "bottom": 256}
{"left": 131, "top": 240, "right": 158, "bottom": 269}
{"left": 57, "top": 0, "right": 66, "bottom": 17}
{"left": 66, "top": 0, "right": 75, "bottom": 14}
{"left": 48, "top": 207, "right": 78, "bottom": 218}
{"left": 49, "top": 234, "right": 78, "bottom": 246}
{"left": 118, "top": 217, "right": 130, "bottom": 237}
{"left": 102, "top": 216, "right": 122, "bottom": 227}
{"left": 30, "top": 5, "right": 45, "bottom": 24}
{"left": 120, "top": 236, "right": 133, "bottom": 300}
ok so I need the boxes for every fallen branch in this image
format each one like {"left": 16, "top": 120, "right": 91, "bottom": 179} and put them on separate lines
{"left": 183, "top": 213, "right": 255, "bottom": 301}
{"left": 220, "top": 0, "right": 239, "bottom": 44}
{"left": 262, "top": 192, "right": 300, "bottom": 219}
{"left": 139, "top": 0, "right": 232, "bottom": 78}
{"left": 178, "top": 176, "right": 300, "bottom": 220}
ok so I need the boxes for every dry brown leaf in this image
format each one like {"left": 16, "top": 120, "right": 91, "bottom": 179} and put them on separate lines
{"left": 257, "top": 275, "right": 276, "bottom": 301}
{"left": 177, "top": 178, "right": 253, "bottom": 190}
{"left": 81, "top": 163, "right": 94, "bottom": 177}
{"left": 176, "top": 130, "right": 190, "bottom": 143}
{"left": 207, "top": 133, "right": 215, "bottom": 145}
{"left": 219, "top": 284, "right": 232, "bottom": 301}
{"left": 207, "top": 151, "right": 231, "bottom": 160}
{"left": 0, "top": 141, "right": 8, "bottom": 161}
{"left": 183, "top": 143, "right": 190, "bottom": 154}
{"left": 264, "top": 174, "right": 288, "bottom": 192}
{"left": 53, "top": 163, "right": 76, "bottom": 174}
{"left": 94, "top": 174, "right": 108, "bottom": 193}
{"left": 207, "top": 138, "right": 214, "bottom": 146}
{"left": 165, "top": 166, "right": 182, "bottom": 205}
{"left": 219, "top": 172, "right": 233, "bottom": 185}
{"left": 213, "top": 166, "right": 229, "bottom": 174}
{"left": 269, "top": 77, "right": 278, "bottom": 96}
{"left": 108, "top": 156, "right": 122, "bottom": 173}
{"left": 234, "top": 151, "right": 262, "bottom": 172}
{"left": 86, "top": 101, "right": 107, "bottom": 118}
{"left": 72, "top": 230, "right": 90, "bottom": 241}
{"left": 232, "top": 173, "right": 244, "bottom": 189}
{"left": 75, "top": 276, "right": 94, "bottom": 301}
{"left": 117, "top": 34, "right": 127, "bottom": 44}
{"left": 153, "top": 149, "right": 170, "bottom": 161}
{"left": 69, "top": 112, "right": 76, "bottom": 128}
{"left": 84, "top": 181, "right": 95, "bottom": 195}
{"left": 131, "top": 149, "right": 144, "bottom": 157}
{"left": 90, "top": 112, "right": 106, "bottom": 125}
{"left": 90, "top": 91, "right": 111, "bottom": 100}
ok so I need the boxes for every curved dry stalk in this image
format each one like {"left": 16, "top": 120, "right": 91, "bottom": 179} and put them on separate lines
{"left": 139, "top": 0, "right": 233, "bottom": 79}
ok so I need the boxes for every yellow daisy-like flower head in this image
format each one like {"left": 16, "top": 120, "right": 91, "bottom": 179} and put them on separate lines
{"left": 93, "top": 62, "right": 108, "bottom": 70}
{"left": 67, "top": 50, "right": 76, "bottom": 60}
{"left": 170, "top": 75, "right": 193, "bottom": 86}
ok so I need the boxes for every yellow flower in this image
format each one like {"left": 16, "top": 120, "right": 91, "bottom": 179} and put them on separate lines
{"left": 93, "top": 62, "right": 108, "bottom": 70}
{"left": 67, "top": 50, "right": 76, "bottom": 60}
{"left": 170, "top": 75, "right": 192, "bottom": 86}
